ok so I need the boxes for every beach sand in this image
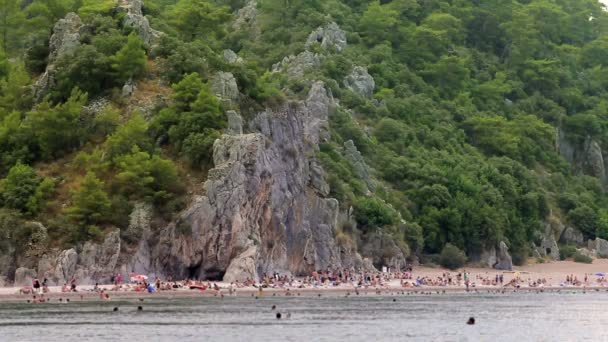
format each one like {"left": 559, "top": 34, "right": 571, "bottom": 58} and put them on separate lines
{"left": 2, "top": 260, "right": 608, "bottom": 302}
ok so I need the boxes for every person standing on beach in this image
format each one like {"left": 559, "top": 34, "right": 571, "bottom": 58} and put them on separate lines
{"left": 33, "top": 278, "right": 41, "bottom": 294}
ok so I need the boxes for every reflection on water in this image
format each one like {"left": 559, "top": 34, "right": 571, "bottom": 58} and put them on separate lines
{"left": 1, "top": 292, "right": 607, "bottom": 341}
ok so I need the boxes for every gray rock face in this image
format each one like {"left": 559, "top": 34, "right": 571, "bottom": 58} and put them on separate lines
{"left": 223, "top": 49, "right": 243, "bottom": 64}
{"left": 306, "top": 22, "right": 347, "bottom": 52}
{"left": 344, "top": 66, "right": 375, "bottom": 98}
{"left": 540, "top": 222, "right": 560, "bottom": 260}
{"left": 136, "top": 82, "right": 355, "bottom": 281}
{"left": 54, "top": 248, "right": 78, "bottom": 284}
{"left": 495, "top": 241, "right": 513, "bottom": 270}
{"left": 234, "top": 0, "right": 258, "bottom": 31}
{"left": 33, "top": 13, "right": 83, "bottom": 102}
{"left": 479, "top": 246, "right": 497, "bottom": 268}
{"left": 578, "top": 247, "right": 595, "bottom": 259}
{"left": 14, "top": 267, "right": 37, "bottom": 287}
{"left": 122, "top": 78, "right": 137, "bottom": 98}
{"left": 343, "top": 140, "right": 375, "bottom": 192}
{"left": 560, "top": 227, "right": 584, "bottom": 245}
{"left": 581, "top": 137, "right": 606, "bottom": 184}
{"left": 360, "top": 233, "right": 406, "bottom": 270}
{"left": 557, "top": 129, "right": 608, "bottom": 187}
{"left": 120, "top": 0, "right": 162, "bottom": 47}
{"left": 211, "top": 72, "right": 239, "bottom": 104}
{"left": 272, "top": 51, "right": 321, "bottom": 78}
{"left": 589, "top": 238, "right": 608, "bottom": 258}
{"left": 226, "top": 110, "right": 243, "bottom": 135}
{"left": 75, "top": 230, "right": 121, "bottom": 284}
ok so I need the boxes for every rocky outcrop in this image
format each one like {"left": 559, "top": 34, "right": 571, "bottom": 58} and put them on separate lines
{"left": 360, "top": 233, "right": 406, "bottom": 270}
{"left": 272, "top": 51, "right": 321, "bottom": 78}
{"left": 211, "top": 72, "right": 239, "bottom": 104}
{"left": 33, "top": 13, "right": 83, "bottom": 102}
{"left": 119, "top": 0, "right": 162, "bottom": 47}
{"left": 74, "top": 230, "right": 121, "bottom": 284}
{"left": 273, "top": 23, "right": 347, "bottom": 78}
{"left": 495, "top": 241, "right": 513, "bottom": 270}
{"left": 226, "top": 110, "right": 243, "bottom": 135}
{"left": 223, "top": 49, "right": 243, "bottom": 64}
{"left": 234, "top": 0, "right": 258, "bottom": 32}
{"left": 14, "top": 267, "right": 37, "bottom": 287}
{"left": 344, "top": 66, "right": 375, "bottom": 98}
{"left": 539, "top": 221, "right": 560, "bottom": 260}
{"left": 131, "top": 82, "right": 355, "bottom": 281}
{"left": 560, "top": 227, "right": 584, "bottom": 245}
{"left": 306, "top": 22, "right": 347, "bottom": 52}
{"left": 122, "top": 78, "right": 137, "bottom": 98}
{"left": 557, "top": 129, "right": 608, "bottom": 187}
{"left": 344, "top": 140, "right": 375, "bottom": 192}
{"left": 588, "top": 238, "right": 608, "bottom": 258}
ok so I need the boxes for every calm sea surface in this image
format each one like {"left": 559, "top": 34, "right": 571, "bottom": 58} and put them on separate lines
{"left": 1, "top": 292, "right": 607, "bottom": 341}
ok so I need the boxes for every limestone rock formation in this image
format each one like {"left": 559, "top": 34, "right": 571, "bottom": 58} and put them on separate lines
{"left": 344, "top": 140, "right": 375, "bottom": 192}
{"left": 272, "top": 51, "right": 321, "bottom": 78}
{"left": 588, "top": 238, "right": 608, "bottom": 258}
{"left": 540, "top": 222, "right": 560, "bottom": 260}
{"left": 234, "top": 0, "right": 258, "bottom": 31}
{"left": 133, "top": 82, "right": 354, "bottom": 281}
{"left": 14, "top": 267, "right": 37, "bottom": 287}
{"left": 33, "top": 13, "right": 83, "bottom": 102}
{"left": 122, "top": 78, "right": 137, "bottom": 98}
{"left": 557, "top": 129, "right": 608, "bottom": 187}
{"left": 306, "top": 22, "right": 348, "bottom": 52}
{"left": 344, "top": 66, "right": 375, "bottom": 98}
{"left": 120, "top": 0, "right": 162, "bottom": 47}
{"left": 75, "top": 230, "right": 121, "bottom": 284}
{"left": 360, "top": 233, "right": 406, "bottom": 270}
{"left": 495, "top": 241, "right": 513, "bottom": 270}
{"left": 223, "top": 49, "right": 243, "bottom": 64}
{"left": 226, "top": 110, "right": 243, "bottom": 135}
{"left": 211, "top": 72, "right": 239, "bottom": 104}
{"left": 560, "top": 227, "right": 584, "bottom": 245}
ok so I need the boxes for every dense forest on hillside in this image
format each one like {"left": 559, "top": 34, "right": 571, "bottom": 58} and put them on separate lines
{"left": 1, "top": 0, "right": 608, "bottom": 271}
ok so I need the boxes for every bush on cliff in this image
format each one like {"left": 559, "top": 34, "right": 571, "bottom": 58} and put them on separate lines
{"left": 439, "top": 243, "right": 467, "bottom": 270}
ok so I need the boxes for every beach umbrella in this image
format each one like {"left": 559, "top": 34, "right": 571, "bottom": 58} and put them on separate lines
{"left": 130, "top": 274, "right": 149, "bottom": 282}
{"left": 595, "top": 272, "right": 605, "bottom": 277}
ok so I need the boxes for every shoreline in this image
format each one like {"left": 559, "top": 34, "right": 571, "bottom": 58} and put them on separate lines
{"left": 3, "top": 259, "right": 608, "bottom": 302}
{"left": 0, "top": 285, "right": 607, "bottom": 303}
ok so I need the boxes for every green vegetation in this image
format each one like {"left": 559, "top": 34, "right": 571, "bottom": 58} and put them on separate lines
{"left": 573, "top": 252, "right": 593, "bottom": 264}
{"left": 1, "top": 0, "right": 608, "bottom": 267}
{"left": 439, "top": 243, "right": 467, "bottom": 270}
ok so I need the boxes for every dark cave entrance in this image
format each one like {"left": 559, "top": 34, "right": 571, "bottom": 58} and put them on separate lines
{"left": 187, "top": 264, "right": 202, "bottom": 280}
{"left": 204, "top": 267, "right": 225, "bottom": 281}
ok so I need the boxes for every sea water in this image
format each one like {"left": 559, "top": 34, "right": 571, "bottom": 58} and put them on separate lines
{"left": 1, "top": 292, "right": 607, "bottom": 341}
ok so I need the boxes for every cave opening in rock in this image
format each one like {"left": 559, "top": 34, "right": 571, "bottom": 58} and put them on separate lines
{"left": 546, "top": 248, "right": 551, "bottom": 255}
{"left": 204, "top": 267, "right": 225, "bottom": 281}
{"left": 187, "top": 264, "right": 202, "bottom": 280}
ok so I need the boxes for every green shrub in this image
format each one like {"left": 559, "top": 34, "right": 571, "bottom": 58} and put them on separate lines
{"left": 573, "top": 252, "right": 593, "bottom": 264}
{"left": 439, "top": 243, "right": 467, "bottom": 270}
{"left": 559, "top": 245, "right": 577, "bottom": 260}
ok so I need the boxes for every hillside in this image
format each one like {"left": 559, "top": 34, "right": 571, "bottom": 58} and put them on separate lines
{"left": 1, "top": 0, "right": 608, "bottom": 284}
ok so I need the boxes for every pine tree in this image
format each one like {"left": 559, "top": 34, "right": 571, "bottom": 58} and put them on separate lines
{"left": 66, "top": 172, "right": 110, "bottom": 227}
{"left": 111, "top": 33, "right": 147, "bottom": 84}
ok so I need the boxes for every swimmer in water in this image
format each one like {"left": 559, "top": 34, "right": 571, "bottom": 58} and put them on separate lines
{"left": 467, "top": 317, "right": 475, "bottom": 325}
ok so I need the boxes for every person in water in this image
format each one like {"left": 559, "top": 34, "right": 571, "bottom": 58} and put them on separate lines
{"left": 467, "top": 317, "right": 475, "bottom": 325}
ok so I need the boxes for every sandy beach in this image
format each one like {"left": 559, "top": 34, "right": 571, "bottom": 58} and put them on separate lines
{"left": 2, "top": 260, "right": 608, "bottom": 302}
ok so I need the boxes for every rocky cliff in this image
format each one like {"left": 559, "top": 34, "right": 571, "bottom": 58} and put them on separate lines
{"left": 133, "top": 82, "right": 364, "bottom": 282}
{"left": 557, "top": 129, "right": 608, "bottom": 188}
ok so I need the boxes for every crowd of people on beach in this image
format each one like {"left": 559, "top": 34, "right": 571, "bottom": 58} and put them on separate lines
{"left": 14, "top": 266, "right": 608, "bottom": 302}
